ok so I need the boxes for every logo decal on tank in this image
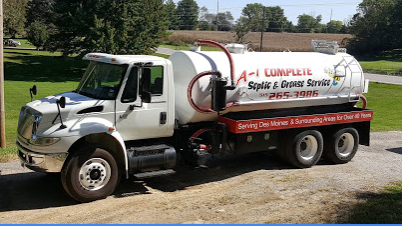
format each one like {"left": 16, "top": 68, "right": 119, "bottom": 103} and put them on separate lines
{"left": 325, "top": 67, "right": 340, "bottom": 86}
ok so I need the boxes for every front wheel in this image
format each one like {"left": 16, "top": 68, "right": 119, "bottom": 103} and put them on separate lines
{"left": 323, "top": 128, "right": 359, "bottom": 164}
{"left": 61, "top": 146, "right": 120, "bottom": 202}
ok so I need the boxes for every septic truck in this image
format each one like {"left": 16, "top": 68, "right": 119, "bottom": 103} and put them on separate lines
{"left": 17, "top": 40, "right": 373, "bottom": 202}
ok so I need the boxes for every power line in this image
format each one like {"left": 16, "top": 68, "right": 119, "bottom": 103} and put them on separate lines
{"left": 218, "top": 2, "right": 362, "bottom": 11}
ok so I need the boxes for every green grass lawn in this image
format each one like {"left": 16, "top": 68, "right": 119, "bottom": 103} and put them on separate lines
{"left": 4, "top": 38, "right": 35, "bottom": 49}
{"left": 339, "top": 182, "right": 402, "bottom": 223}
{"left": 152, "top": 53, "right": 170, "bottom": 59}
{"left": 357, "top": 50, "right": 402, "bottom": 75}
{"left": 18, "top": 39, "right": 36, "bottom": 49}
{"left": 362, "top": 82, "right": 402, "bottom": 131}
{"left": 1, "top": 49, "right": 88, "bottom": 162}
{"left": 359, "top": 60, "right": 402, "bottom": 75}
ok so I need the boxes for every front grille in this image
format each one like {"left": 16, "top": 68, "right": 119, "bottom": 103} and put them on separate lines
{"left": 17, "top": 107, "right": 42, "bottom": 140}
{"left": 18, "top": 149, "right": 25, "bottom": 159}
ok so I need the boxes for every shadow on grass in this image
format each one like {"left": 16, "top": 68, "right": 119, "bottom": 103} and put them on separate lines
{"left": 4, "top": 50, "right": 88, "bottom": 83}
{"left": 337, "top": 182, "right": 402, "bottom": 224}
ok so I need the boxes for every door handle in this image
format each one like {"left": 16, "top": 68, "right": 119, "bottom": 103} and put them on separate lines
{"left": 160, "top": 112, "right": 167, "bottom": 124}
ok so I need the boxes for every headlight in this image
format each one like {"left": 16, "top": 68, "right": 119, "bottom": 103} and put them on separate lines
{"left": 29, "top": 137, "right": 61, "bottom": 146}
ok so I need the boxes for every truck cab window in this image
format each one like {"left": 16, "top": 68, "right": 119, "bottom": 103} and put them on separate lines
{"left": 147, "top": 66, "right": 163, "bottom": 95}
{"left": 121, "top": 67, "right": 138, "bottom": 103}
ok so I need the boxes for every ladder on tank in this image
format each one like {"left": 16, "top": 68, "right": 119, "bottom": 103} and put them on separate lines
{"left": 334, "top": 56, "right": 364, "bottom": 102}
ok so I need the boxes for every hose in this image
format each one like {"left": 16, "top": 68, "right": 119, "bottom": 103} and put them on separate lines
{"left": 187, "top": 40, "right": 238, "bottom": 114}
{"left": 190, "top": 128, "right": 212, "bottom": 139}
{"left": 359, "top": 94, "right": 367, "bottom": 109}
{"left": 195, "top": 40, "right": 236, "bottom": 87}
{"left": 190, "top": 128, "right": 212, "bottom": 151}
{"left": 187, "top": 70, "right": 221, "bottom": 113}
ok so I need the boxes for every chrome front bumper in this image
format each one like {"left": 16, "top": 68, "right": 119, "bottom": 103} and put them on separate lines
{"left": 16, "top": 140, "right": 68, "bottom": 173}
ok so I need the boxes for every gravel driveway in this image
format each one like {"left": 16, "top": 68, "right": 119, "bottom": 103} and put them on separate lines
{"left": 0, "top": 131, "right": 401, "bottom": 224}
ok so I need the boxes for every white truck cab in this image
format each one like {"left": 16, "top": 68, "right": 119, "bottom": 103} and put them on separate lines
{"left": 17, "top": 53, "right": 176, "bottom": 201}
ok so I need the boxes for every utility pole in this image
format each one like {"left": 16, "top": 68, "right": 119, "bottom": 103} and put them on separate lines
{"left": 216, "top": 0, "right": 219, "bottom": 31}
{"left": 327, "top": 9, "right": 333, "bottom": 33}
{"left": 0, "top": 0, "right": 5, "bottom": 148}
{"left": 260, "top": 6, "right": 266, "bottom": 52}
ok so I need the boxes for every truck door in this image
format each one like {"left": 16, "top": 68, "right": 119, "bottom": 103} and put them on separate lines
{"left": 115, "top": 64, "right": 171, "bottom": 141}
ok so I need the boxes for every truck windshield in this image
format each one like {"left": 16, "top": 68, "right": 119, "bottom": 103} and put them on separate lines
{"left": 76, "top": 61, "right": 127, "bottom": 100}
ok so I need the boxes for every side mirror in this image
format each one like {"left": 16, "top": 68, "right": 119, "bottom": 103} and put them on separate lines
{"left": 141, "top": 68, "right": 152, "bottom": 93}
{"left": 30, "top": 85, "right": 37, "bottom": 102}
{"left": 31, "top": 85, "right": 37, "bottom": 95}
{"left": 211, "top": 77, "right": 228, "bottom": 112}
{"left": 140, "top": 68, "right": 152, "bottom": 103}
{"left": 141, "top": 92, "right": 152, "bottom": 104}
{"left": 53, "top": 96, "right": 67, "bottom": 129}
{"left": 58, "top": 96, "right": 66, "bottom": 108}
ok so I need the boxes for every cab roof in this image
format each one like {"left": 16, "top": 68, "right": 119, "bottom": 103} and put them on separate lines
{"left": 83, "top": 53, "right": 167, "bottom": 65}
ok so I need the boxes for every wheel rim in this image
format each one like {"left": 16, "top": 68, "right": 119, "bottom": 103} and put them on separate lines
{"left": 337, "top": 133, "right": 355, "bottom": 157}
{"left": 299, "top": 135, "right": 318, "bottom": 161}
{"left": 79, "top": 158, "right": 111, "bottom": 191}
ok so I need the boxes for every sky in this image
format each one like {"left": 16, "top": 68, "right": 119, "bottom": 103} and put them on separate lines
{"left": 177, "top": 0, "right": 364, "bottom": 24}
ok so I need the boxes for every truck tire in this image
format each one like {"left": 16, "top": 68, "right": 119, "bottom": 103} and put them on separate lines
{"left": 284, "top": 130, "right": 323, "bottom": 168}
{"left": 323, "top": 128, "right": 359, "bottom": 164}
{"left": 61, "top": 146, "right": 120, "bottom": 202}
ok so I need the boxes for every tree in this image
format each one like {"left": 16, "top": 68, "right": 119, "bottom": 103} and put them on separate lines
{"left": 234, "top": 4, "right": 290, "bottom": 43}
{"left": 283, "top": 20, "right": 295, "bottom": 33}
{"left": 240, "top": 3, "right": 270, "bottom": 32}
{"left": 49, "top": 0, "right": 166, "bottom": 56}
{"left": 340, "top": 18, "right": 351, "bottom": 34}
{"left": 27, "top": 21, "right": 49, "bottom": 50}
{"left": 176, "top": 0, "right": 199, "bottom": 30}
{"left": 389, "top": 0, "right": 402, "bottom": 49}
{"left": 25, "top": 0, "right": 56, "bottom": 47}
{"left": 347, "top": 0, "right": 396, "bottom": 54}
{"left": 164, "top": 0, "right": 178, "bottom": 30}
{"left": 266, "top": 6, "right": 287, "bottom": 32}
{"left": 26, "top": 0, "right": 55, "bottom": 26}
{"left": 3, "top": 0, "right": 28, "bottom": 37}
{"left": 198, "top": 6, "right": 217, "bottom": 30}
{"left": 198, "top": 7, "right": 234, "bottom": 31}
{"left": 326, "top": 20, "right": 343, "bottom": 33}
{"left": 216, "top": 12, "right": 234, "bottom": 31}
{"left": 236, "top": 4, "right": 291, "bottom": 34}
{"left": 296, "top": 14, "right": 322, "bottom": 33}
{"left": 233, "top": 17, "right": 251, "bottom": 43}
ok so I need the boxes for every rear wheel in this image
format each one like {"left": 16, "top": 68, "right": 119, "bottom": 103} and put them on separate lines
{"left": 61, "top": 146, "right": 120, "bottom": 202}
{"left": 283, "top": 130, "right": 324, "bottom": 168}
{"left": 323, "top": 128, "right": 359, "bottom": 164}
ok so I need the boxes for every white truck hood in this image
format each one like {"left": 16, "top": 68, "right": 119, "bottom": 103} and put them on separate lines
{"left": 26, "top": 91, "right": 107, "bottom": 123}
